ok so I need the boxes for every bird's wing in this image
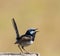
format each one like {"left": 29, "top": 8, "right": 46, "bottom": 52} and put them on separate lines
{"left": 21, "top": 36, "right": 32, "bottom": 41}
{"left": 22, "top": 36, "right": 31, "bottom": 40}
{"left": 12, "top": 18, "right": 20, "bottom": 38}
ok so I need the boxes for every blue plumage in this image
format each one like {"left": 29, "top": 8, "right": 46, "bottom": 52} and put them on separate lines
{"left": 12, "top": 18, "right": 38, "bottom": 53}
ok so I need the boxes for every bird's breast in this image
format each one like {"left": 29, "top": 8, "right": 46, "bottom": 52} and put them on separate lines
{"left": 29, "top": 41, "right": 33, "bottom": 44}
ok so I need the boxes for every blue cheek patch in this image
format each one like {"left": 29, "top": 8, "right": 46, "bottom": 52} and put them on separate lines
{"left": 30, "top": 31, "right": 35, "bottom": 34}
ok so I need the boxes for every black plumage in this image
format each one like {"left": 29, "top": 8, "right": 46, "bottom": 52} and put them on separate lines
{"left": 12, "top": 18, "right": 38, "bottom": 53}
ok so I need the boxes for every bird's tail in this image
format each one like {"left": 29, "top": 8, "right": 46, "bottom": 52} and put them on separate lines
{"left": 12, "top": 18, "right": 20, "bottom": 40}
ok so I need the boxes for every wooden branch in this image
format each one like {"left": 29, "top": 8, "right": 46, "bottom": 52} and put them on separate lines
{"left": 0, "top": 52, "right": 40, "bottom": 56}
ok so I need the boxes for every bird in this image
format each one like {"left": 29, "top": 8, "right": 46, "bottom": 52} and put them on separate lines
{"left": 12, "top": 18, "right": 38, "bottom": 53}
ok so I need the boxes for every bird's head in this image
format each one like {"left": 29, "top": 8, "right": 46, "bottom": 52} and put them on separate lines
{"left": 25, "top": 28, "right": 38, "bottom": 36}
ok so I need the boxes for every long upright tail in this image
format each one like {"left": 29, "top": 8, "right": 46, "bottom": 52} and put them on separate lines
{"left": 12, "top": 18, "right": 20, "bottom": 39}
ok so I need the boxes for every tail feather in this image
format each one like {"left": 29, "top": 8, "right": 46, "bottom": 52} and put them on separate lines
{"left": 12, "top": 18, "right": 20, "bottom": 38}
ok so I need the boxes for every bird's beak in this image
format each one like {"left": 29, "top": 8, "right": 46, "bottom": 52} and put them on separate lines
{"left": 35, "top": 28, "right": 39, "bottom": 32}
{"left": 36, "top": 31, "right": 39, "bottom": 32}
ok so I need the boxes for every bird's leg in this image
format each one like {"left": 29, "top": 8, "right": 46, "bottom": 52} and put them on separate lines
{"left": 18, "top": 44, "right": 23, "bottom": 53}
{"left": 22, "top": 46, "right": 30, "bottom": 54}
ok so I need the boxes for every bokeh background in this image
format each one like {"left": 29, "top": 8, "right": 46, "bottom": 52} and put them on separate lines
{"left": 0, "top": 0, "right": 60, "bottom": 56}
